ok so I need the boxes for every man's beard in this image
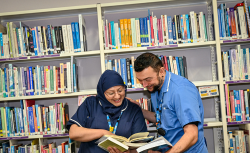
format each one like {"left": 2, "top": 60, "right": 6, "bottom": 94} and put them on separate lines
{"left": 147, "top": 76, "right": 164, "bottom": 93}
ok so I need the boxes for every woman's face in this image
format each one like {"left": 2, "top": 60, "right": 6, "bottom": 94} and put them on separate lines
{"left": 104, "top": 85, "right": 126, "bottom": 107}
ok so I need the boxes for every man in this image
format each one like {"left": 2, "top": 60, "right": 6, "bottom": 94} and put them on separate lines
{"left": 130, "top": 53, "right": 208, "bottom": 153}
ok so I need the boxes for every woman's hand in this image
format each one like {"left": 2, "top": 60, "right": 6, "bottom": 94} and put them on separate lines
{"left": 107, "top": 147, "right": 130, "bottom": 153}
{"left": 126, "top": 97, "right": 141, "bottom": 108}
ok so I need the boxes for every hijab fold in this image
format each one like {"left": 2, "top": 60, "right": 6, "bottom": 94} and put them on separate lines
{"left": 96, "top": 70, "right": 127, "bottom": 120}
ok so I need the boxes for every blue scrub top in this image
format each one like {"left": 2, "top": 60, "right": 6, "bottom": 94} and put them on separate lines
{"left": 151, "top": 72, "right": 208, "bottom": 153}
{"left": 66, "top": 96, "right": 147, "bottom": 153}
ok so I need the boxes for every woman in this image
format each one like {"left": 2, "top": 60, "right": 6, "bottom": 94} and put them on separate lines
{"left": 67, "top": 70, "right": 147, "bottom": 153}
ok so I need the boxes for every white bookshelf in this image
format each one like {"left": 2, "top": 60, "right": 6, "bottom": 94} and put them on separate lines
{"left": 1, "top": 0, "right": 250, "bottom": 152}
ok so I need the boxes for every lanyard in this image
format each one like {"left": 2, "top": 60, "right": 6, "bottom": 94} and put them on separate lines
{"left": 107, "top": 111, "right": 123, "bottom": 134}
{"left": 155, "top": 72, "right": 171, "bottom": 129}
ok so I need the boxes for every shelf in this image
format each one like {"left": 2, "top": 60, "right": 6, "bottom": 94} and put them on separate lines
{"left": 0, "top": 89, "right": 97, "bottom": 102}
{"left": 104, "top": 41, "right": 216, "bottom": 54}
{"left": 0, "top": 133, "right": 69, "bottom": 141}
{"left": 0, "top": 51, "right": 100, "bottom": 63}
{"left": 221, "top": 38, "right": 250, "bottom": 44}
{"left": 203, "top": 121, "right": 223, "bottom": 127}
{"left": 192, "top": 80, "right": 219, "bottom": 86}
{"left": 227, "top": 121, "right": 250, "bottom": 126}
{"left": 225, "top": 80, "right": 250, "bottom": 84}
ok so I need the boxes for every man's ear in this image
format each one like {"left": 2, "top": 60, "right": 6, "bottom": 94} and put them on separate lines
{"left": 159, "top": 67, "right": 165, "bottom": 76}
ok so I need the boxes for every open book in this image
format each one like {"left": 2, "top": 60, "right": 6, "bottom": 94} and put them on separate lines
{"left": 136, "top": 136, "right": 172, "bottom": 153}
{"left": 96, "top": 132, "right": 154, "bottom": 152}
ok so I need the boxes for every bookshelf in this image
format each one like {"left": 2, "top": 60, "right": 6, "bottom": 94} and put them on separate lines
{"left": 1, "top": 0, "right": 250, "bottom": 152}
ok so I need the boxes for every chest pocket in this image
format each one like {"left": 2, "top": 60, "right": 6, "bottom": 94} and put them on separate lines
{"left": 85, "top": 116, "right": 95, "bottom": 128}
{"left": 161, "top": 104, "right": 176, "bottom": 129}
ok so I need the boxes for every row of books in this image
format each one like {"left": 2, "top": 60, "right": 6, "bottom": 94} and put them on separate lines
{"left": 0, "top": 57, "right": 78, "bottom": 98}
{"left": 105, "top": 55, "right": 187, "bottom": 88}
{"left": 159, "top": 55, "right": 188, "bottom": 78}
{"left": 0, "top": 100, "right": 69, "bottom": 137}
{"left": 103, "top": 10, "right": 209, "bottom": 50}
{"left": 225, "top": 85, "right": 250, "bottom": 122}
{"left": 228, "top": 130, "right": 249, "bottom": 153}
{"left": 218, "top": 1, "right": 250, "bottom": 40}
{"left": 222, "top": 45, "right": 250, "bottom": 81}
{"left": 0, "top": 14, "right": 87, "bottom": 59}
{"left": 41, "top": 140, "right": 75, "bottom": 153}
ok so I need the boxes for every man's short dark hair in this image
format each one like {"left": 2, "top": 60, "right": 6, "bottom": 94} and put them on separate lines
{"left": 134, "top": 53, "right": 163, "bottom": 72}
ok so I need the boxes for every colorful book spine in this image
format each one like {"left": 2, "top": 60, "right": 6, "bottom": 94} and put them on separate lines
{"left": 28, "top": 67, "right": 34, "bottom": 95}
{"left": 167, "top": 16, "right": 173, "bottom": 44}
{"left": 185, "top": 14, "right": 191, "bottom": 43}
{"left": 240, "top": 90, "right": 246, "bottom": 121}
{"left": 120, "top": 58, "right": 127, "bottom": 85}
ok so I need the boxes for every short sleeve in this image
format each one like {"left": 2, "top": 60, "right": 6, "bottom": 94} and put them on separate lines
{"left": 131, "top": 106, "right": 147, "bottom": 134}
{"left": 172, "top": 86, "right": 201, "bottom": 127}
{"left": 66, "top": 97, "right": 91, "bottom": 131}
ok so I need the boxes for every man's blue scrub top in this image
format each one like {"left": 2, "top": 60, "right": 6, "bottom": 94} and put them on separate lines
{"left": 66, "top": 96, "right": 147, "bottom": 153}
{"left": 151, "top": 72, "right": 208, "bottom": 153}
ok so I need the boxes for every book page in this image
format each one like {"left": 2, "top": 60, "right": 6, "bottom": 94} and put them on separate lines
{"left": 128, "top": 132, "right": 149, "bottom": 141}
{"left": 98, "top": 138, "right": 128, "bottom": 152}
{"left": 130, "top": 136, "right": 154, "bottom": 143}
{"left": 104, "top": 135, "right": 129, "bottom": 142}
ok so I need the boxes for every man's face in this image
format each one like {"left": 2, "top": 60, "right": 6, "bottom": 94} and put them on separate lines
{"left": 135, "top": 66, "right": 164, "bottom": 93}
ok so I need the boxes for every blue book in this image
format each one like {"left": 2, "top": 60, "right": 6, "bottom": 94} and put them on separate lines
{"left": 74, "top": 22, "right": 81, "bottom": 52}
{"left": 243, "top": 48, "right": 248, "bottom": 79}
{"left": 143, "top": 17, "right": 149, "bottom": 46}
{"left": 35, "top": 105, "right": 40, "bottom": 132}
{"left": 234, "top": 90, "right": 241, "bottom": 121}
{"left": 112, "top": 59, "right": 115, "bottom": 71}
{"left": 178, "top": 57, "right": 185, "bottom": 77}
{"left": 71, "top": 22, "right": 77, "bottom": 52}
{"left": 65, "top": 144, "right": 69, "bottom": 153}
{"left": 14, "top": 108, "right": 19, "bottom": 135}
{"left": 130, "top": 64, "right": 135, "bottom": 88}
{"left": 4, "top": 68, "right": 8, "bottom": 97}
{"left": 220, "top": 4, "right": 226, "bottom": 39}
{"left": 9, "top": 64, "right": 15, "bottom": 97}
{"left": 226, "top": 11, "right": 230, "bottom": 38}
{"left": 110, "top": 21, "right": 116, "bottom": 49}
{"left": 19, "top": 100, "right": 24, "bottom": 134}
{"left": 166, "top": 57, "right": 171, "bottom": 72}
{"left": 11, "top": 145, "right": 15, "bottom": 153}
{"left": 117, "top": 60, "right": 120, "bottom": 74}
{"left": 227, "top": 51, "right": 232, "bottom": 80}
{"left": 5, "top": 107, "right": 10, "bottom": 137}
{"left": 28, "top": 67, "right": 34, "bottom": 95}
{"left": 139, "top": 18, "right": 144, "bottom": 47}
{"left": 35, "top": 26, "right": 41, "bottom": 55}
{"left": 24, "top": 69, "right": 28, "bottom": 96}
{"left": 0, "top": 32, "right": 3, "bottom": 57}
{"left": 2, "top": 141, "right": 9, "bottom": 153}
{"left": 181, "top": 15, "right": 185, "bottom": 43}
{"left": 120, "top": 58, "right": 128, "bottom": 85}
{"left": 18, "top": 108, "right": 23, "bottom": 134}
{"left": 185, "top": 14, "right": 191, "bottom": 43}
{"left": 47, "top": 25, "right": 53, "bottom": 54}
{"left": 32, "top": 29, "right": 38, "bottom": 56}
{"left": 175, "top": 57, "right": 181, "bottom": 76}
{"left": 15, "top": 28, "right": 21, "bottom": 56}
{"left": 28, "top": 107, "right": 35, "bottom": 134}
{"left": 167, "top": 16, "right": 173, "bottom": 44}
{"left": 40, "top": 65, "right": 45, "bottom": 94}
{"left": 119, "top": 27, "right": 122, "bottom": 49}
{"left": 172, "top": 18, "right": 177, "bottom": 44}
{"left": 217, "top": 9, "right": 222, "bottom": 39}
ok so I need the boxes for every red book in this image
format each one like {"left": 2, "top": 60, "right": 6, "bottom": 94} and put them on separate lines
{"left": 234, "top": 3, "right": 244, "bottom": 9}
{"left": 163, "top": 56, "right": 169, "bottom": 71}
{"left": 61, "top": 141, "right": 68, "bottom": 153}
{"left": 25, "top": 100, "right": 35, "bottom": 134}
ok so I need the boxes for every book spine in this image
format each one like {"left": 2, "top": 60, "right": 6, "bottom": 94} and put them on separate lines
{"left": 167, "top": 16, "right": 173, "bottom": 44}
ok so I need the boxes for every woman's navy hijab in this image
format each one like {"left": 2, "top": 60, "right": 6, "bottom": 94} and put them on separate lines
{"left": 96, "top": 70, "right": 127, "bottom": 120}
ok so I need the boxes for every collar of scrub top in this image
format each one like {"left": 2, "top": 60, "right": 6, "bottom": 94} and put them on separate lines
{"left": 99, "top": 99, "right": 128, "bottom": 134}
{"left": 156, "top": 71, "right": 171, "bottom": 129}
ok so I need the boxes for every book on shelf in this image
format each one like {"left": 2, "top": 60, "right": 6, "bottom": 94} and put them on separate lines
{"left": 96, "top": 132, "right": 154, "bottom": 152}
{"left": 103, "top": 9, "right": 210, "bottom": 50}
{"left": 0, "top": 59, "right": 78, "bottom": 98}
{"left": 0, "top": 15, "right": 87, "bottom": 59}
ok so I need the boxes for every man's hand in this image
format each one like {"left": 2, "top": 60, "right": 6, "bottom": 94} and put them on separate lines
{"left": 126, "top": 97, "right": 141, "bottom": 107}
{"left": 102, "top": 130, "right": 115, "bottom": 136}
{"left": 107, "top": 147, "right": 130, "bottom": 153}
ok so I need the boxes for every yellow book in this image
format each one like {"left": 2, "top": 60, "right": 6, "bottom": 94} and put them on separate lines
{"left": 97, "top": 132, "right": 153, "bottom": 152}
{"left": 120, "top": 19, "right": 125, "bottom": 48}
{"left": 124, "top": 19, "right": 129, "bottom": 48}
{"left": 128, "top": 19, "right": 132, "bottom": 47}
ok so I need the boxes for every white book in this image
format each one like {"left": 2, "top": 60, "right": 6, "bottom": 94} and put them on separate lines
{"left": 118, "top": 59, "right": 121, "bottom": 75}
{"left": 13, "top": 67, "right": 19, "bottom": 97}
{"left": 153, "top": 16, "right": 158, "bottom": 46}
{"left": 9, "top": 22, "right": 16, "bottom": 58}
{"left": 234, "top": 10, "right": 240, "bottom": 39}
{"left": 67, "top": 62, "right": 71, "bottom": 93}
{"left": 131, "top": 18, "right": 137, "bottom": 48}
{"left": 22, "top": 100, "right": 28, "bottom": 136}
{"left": 114, "top": 23, "right": 119, "bottom": 49}
{"left": 147, "top": 20, "right": 151, "bottom": 46}
{"left": 237, "top": 6, "right": 248, "bottom": 39}
{"left": 169, "top": 56, "right": 174, "bottom": 73}
{"left": 246, "top": 48, "right": 250, "bottom": 78}
{"left": 38, "top": 66, "right": 42, "bottom": 95}
{"left": 199, "top": 12, "right": 204, "bottom": 42}
{"left": 174, "top": 15, "right": 178, "bottom": 44}
{"left": 235, "top": 49, "right": 240, "bottom": 80}
{"left": 34, "top": 67, "right": 37, "bottom": 95}
{"left": 38, "top": 26, "right": 44, "bottom": 55}
{"left": 164, "top": 15, "right": 169, "bottom": 45}
{"left": 135, "top": 19, "right": 141, "bottom": 47}
{"left": 49, "top": 106, "right": 55, "bottom": 134}
{"left": 173, "top": 58, "right": 178, "bottom": 75}
{"left": 231, "top": 49, "right": 238, "bottom": 80}
{"left": 18, "top": 28, "right": 24, "bottom": 57}
{"left": 67, "top": 24, "right": 74, "bottom": 53}
{"left": 58, "top": 145, "right": 62, "bottom": 153}
{"left": 223, "top": 52, "right": 230, "bottom": 81}
{"left": 190, "top": 11, "right": 198, "bottom": 43}
{"left": 114, "top": 59, "right": 117, "bottom": 72}
{"left": 53, "top": 66, "right": 57, "bottom": 94}
{"left": 62, "top": 25, "right": 69, "bottom": 53}
{"left": 13, "top": 29, "right": 19, "bottom": 57}
{"left": 236, "top": 45, "right": 244, "bottom": 80}
{"left": 53, "top": 106, "right": 57, "bottom": 134}
{"left": 46, "top": 66, "right": 50, "bottom": 94}
{"left": 37, "top": 106, "right": 43, "bottom": 134}
{"left": 79, "top": 14, "right": 86, "bottom": 52}
{"left": 2, "top": 35, "right": 10, "bottom": 58}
